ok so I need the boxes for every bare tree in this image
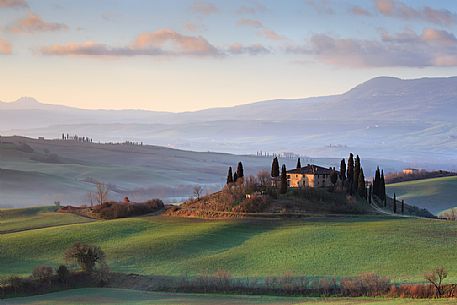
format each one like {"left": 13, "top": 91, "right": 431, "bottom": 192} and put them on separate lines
{"left": 193, "top": 185, "right": 203, "bottom": 200}
{"left": 424, "top": 267, "right": 448, "bottom": 297}
{"left": 86, "top": 191, "right": 94, "bottom": 207}
{"left": 257, "top": 170, "right": 270, "bottom": 191}
{"left": 95, "top": 182, "right": 109, "bottom": 205}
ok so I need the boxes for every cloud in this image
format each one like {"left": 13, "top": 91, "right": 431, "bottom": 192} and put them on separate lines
{"left": 375, "top": 0, "right": 457, "bottom": 26}
{"left": 227, "top": 43, "right": 270, "bottom": 55}
{"left": 0, "top": 38, "right": 12, "bottom": 54}
{"left": 41, "top": 29, "right": 220, "bottom": 57}
{"left": 191, "top": 1, "right": 218, "bottom": 15}
{"left": 184, "top": 21, "right": 206, "bottom": 33}
{"left": 237, "top": 1, "right": 267, "bottom": 15}
{"left": 350, "top": 6, "right": 372, "bottom": 16}
{"left": 8, "top": 13, "right": 68, "bottom": 33}
{"left": 289, "top": 28, "right": 457, "bottom": 67}
{"left": 0, "top": 0, "right": 28, "bottom": 9}
{"left": 305, "top": 0, "right": 334, "bottom": 15}
{"left": 237, "top": 18, "right": 286, "bottom": 41}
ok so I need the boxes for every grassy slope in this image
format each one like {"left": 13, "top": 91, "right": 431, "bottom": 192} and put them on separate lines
{"left": 3, "top": 288, "right": 457, "bottom": 305}
{"left": 2, "top": 212, "right": 457, "bottom": 282}
{"left": 387, "top": 176, "right": 457, "bottom": 214}
{"left": 0, "top": 207, "right": 93, "bottom": 233}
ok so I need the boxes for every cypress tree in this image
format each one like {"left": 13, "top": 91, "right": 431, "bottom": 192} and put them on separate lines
{"left": 271, "top": 157, "right": 280, "bottom": 177}
{"left": 280, "top": 164, "right": 288, "bottom": 194}
{"left": 358, "top": 168, "right": 366, "bottom": 198}
{"left": 340, "top": 159, "right": 346, "bottom": 181}
{"left": 393, "top": 193, "right": 397, "bottom": 213}
{"left": 347, "top": 153, "right": 354, "bottom": 195}
{"left": 380, "top": 170, "right": 386, "bottom": 201}
{"left": 401, "top": 200, "right": 405, "bottom": 214}
{"left": 354, "top": 155, "right": 361, "bottom": 194}
{"left": 296, "top": 158, "right": 301, "bottom": 169}
{"left": 373, "top": 167, "right": 381, "bottom": 197}
{"left": 226, "top": 167, "right": 233, "bottom": 184}
{"left": 236, "top": 162, "right": 244, "bottom": 179}
{"left": 233, "top": 172, "right": 238, "bottom": 182}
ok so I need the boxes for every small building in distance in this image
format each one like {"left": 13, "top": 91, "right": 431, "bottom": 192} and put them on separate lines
{"left": 287, "top": 164, "right": 338, "bottom": 188}
{"left": 403, "top": 168, "right": 420, "bottom": 175}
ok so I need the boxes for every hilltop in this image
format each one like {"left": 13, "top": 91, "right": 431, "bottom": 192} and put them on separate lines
{"left": 1, "top": 76, "right": 457, "bottom": 163}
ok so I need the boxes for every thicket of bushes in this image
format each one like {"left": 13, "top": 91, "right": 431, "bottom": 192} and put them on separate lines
{"left": 92, "top": 199, "right": 164, "bottom": 219}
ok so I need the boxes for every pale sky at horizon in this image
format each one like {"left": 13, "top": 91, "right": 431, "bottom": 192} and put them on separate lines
{"left": 1, "top": 0, "right": 457, "bottom": 111}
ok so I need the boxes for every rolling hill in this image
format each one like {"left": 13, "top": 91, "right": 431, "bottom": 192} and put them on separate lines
{"left": 0, "top": 136, "right": 411, "bottom": 208}
{"left": 2, "top": 208, "right": 457, "bottom": 283}
{"left": 386, "top": 176, "right": 457, "bottom": 214}
{"left": 1, "top": 76, "right": 457, "bottom": 164}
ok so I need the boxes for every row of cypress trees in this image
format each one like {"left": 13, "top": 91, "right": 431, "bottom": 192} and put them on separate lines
{"left": 372, "top": 166, "right": 386, "bottom": 201}
{"left": 226, "top": 162, "right": 244, "bottom": 184}
{"left": 339, "top": 153, "right": 366, "bottom": 198}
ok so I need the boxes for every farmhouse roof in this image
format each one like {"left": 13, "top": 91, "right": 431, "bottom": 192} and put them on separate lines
{"left": 287, "top": 164, "right": 337, "bottom": 175}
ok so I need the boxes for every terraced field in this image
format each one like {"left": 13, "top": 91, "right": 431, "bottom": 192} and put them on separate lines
{"left": 1, "top": 208, "right": 457, "bottom": 283}
{"left": 2, "top": 288, "right": 456, "bottom": 305}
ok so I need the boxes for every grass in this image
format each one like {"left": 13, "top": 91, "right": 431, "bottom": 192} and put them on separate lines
{"left": 387, "top": 176, "right": 457, "bottom": 214}
{"left": 2, "top": 288, "right": 457, "bottom": 305}
{"left": 2, "top": 210, "right": 457, "bottom": 283}
{"left": 0, "top": 206, "right": 93, "bottom": 233}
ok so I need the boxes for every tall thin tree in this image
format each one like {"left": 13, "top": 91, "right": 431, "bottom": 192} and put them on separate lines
{"left": 296, "top": 158, "right": 301, "bottom": 169}
{"left": 347, "top": 153, "right": 354, "bottom": 195}
{"left": 358, "top": 168, "right": 366, "bottom": 198}
{"left": 280, "top": 164, "right": 288, "bottom": 194}
{"left": 236, "top": 162, "right": 244, "bottom": 179}
{"left": 226, "top": 167, "right": 233, "bottom": 184}
{"left": 354, "top": 155, "right": 361, "bottom": 194}
{"left": 340, "top": 158, "right": 346, "bottom": 181}
{"left": 271, "top": 157, "right": 280, "bottom": 177}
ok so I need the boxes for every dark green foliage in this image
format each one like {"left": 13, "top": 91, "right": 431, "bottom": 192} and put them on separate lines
{"left": 296, "top": 158, "right": 301, "bottom": 169}
{"left": 330, "top": 169, "right": 338, "bottom": 186}
{"left": 56, "top": 265, "right": 70, "bottom": 284}
{"left": 380, "top": 170, "right": 386, "bottom": 201}
{"left": 64, "top": 243, "right": 106, "bottom": 273}
{"left": 373, "top": 167, "right": 381, "bottom": 197}
{"left": 236, "top": 162, "right": 244, "bottom": 179}
{"left": 271, "top": 157, "right": 280, "bottom": 177}
{"left": 280, "top": 164, "right": 288, "bottom": 194}
{"left": 358, "top": 168, "right": 366, "bottom": 198}
{"left": 226, "top": 167, "right": 233, "bottom": 184}
{"left": 354, "top": 155, "right": 361, "bottom": 194}
{"left": 347, "top": 153, "right": 354, "bottom": 195}
{"left": 340, "top": 158, "right": 346, "bottom": 181}
{"left": 233, "top": 172, "right": 238, "bottom": 182}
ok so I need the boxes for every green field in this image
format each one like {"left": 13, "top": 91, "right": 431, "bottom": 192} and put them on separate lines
{"left": 387, "top": 176, "right": 457, "bottom": 214}
{"left": 0, "top": 206, "right": 93, "bottom": 233}
{"left": 2, "top": 288, "right": 456, "bottom": 305}
{"left": 2, "top": 208, "right": 457, "bottom": 283}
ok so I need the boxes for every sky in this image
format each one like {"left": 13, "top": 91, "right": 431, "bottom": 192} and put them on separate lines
{"left": 1, "top": 0, "right": 457, "bottom": 112}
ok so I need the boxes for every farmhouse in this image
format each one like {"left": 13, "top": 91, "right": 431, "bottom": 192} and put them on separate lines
{"left": 403, "top": 168, "right": 420, "bottom": 175}
{"left": 287, "top": 164, "right": 338, "bottom": 188}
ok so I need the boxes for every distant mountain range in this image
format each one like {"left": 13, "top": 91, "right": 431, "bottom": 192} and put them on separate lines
{"left": 1, "top": 76, "right": 457, "bottom": 165}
